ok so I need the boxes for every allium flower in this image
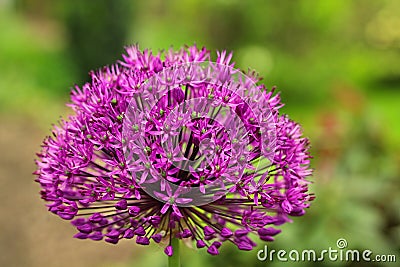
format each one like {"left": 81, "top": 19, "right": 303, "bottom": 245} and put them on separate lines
{"left": 35, "top": 45, "right": 314, "bottom": 257}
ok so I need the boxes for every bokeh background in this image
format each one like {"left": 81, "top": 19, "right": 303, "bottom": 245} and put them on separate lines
{"left": 0, "top": 0, "right": 399, "bottom": 266}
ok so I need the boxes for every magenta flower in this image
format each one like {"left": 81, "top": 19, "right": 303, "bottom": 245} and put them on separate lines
{"left": 34, "top": 45, "right": 314, "bottom": 257}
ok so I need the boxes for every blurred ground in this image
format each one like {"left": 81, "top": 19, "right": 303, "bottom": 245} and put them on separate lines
{"left": 0, "top": 115, "right": 143, "bottom": 267}
{"left": 0, "top": 0, "right": 399, "bottom": 266}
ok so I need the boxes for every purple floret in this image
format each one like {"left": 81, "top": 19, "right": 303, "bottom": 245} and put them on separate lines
{"left": 35, "top": 45, "right": 314, "bottom": 256}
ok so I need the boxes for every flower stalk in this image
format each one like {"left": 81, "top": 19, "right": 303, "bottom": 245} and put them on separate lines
{"left": 168, "top": 238, "right": 180, "bottom": 267}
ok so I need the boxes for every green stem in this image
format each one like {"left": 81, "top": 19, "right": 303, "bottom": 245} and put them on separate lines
{"left": 168, "top": 238, "right": 180, "bottom": 267}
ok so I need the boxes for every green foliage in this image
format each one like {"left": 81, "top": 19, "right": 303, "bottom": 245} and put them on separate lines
{"left": 59, "top": 0, "right": 132, "bottom": 83}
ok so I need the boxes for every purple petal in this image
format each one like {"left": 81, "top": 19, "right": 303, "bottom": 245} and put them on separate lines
{"left": 200, "top": 184, "right": 206, "bottom": 194}
{"left": 259, "top": 235, "right": 274, "bottom": 242}
{"left": 123, "top": 229, "right": 135, "bottom": 239}
{"left": 160, "top": 203, "right": 170, "bottom": 214}
{"left": 164, "top": 245, "right": 174, "bottom": 257}
{"left": 89, "top": 213, "right": 103, "bottom": 223}
{"left": 237, "top": 242, "right": 253, "bottom": 251}
{"left": 181, "top": 229, "right": 192, "bottom": 238}
{"left": 176, "top": 197, "right": 192, "bottom": 204}
{"left": 207, "top": 245, "right": 219, "bottom": 255}
{"left": 71, "top": 218, "right": 86, "bottom": 226}
{"left": 220, "top": 227, "right": 233, "bottom": 238}
{"left": 88, "top": 232, "right": 103, "bottom": 241}
{"left": 281, "top": 199, "right": 293, "bottom": 213}
{"left": 105, "top": 237, "right": 119, "bottom": 244}
{"left": 106, "top": 229, "right": 121, "bottom": 238}
{"left": 149, "top": 216, "right": 161, "bottom": 227}
{"left": 154, "top": 191, "right": 169, "bottom": 201}
{"left": 204, "top": 226, "right": 216, "bottom": 236}
{"left": 234, "top": 229, "right": 249, "bottom": 237}
{"left": 152, "top": 233, "right": 162, "bottom": 243}
{"left": 257, "top": 227, "right": 281, "bottom": 237}
{"left": 115, "top": 199, "right": 128, "bottom": 210}
{"left": 128, "top": 206, "right": 141, "bottom": 216}
{"left": 134, "top": 226, "right": 146, "bottom": 236}
{"left": 140, "top": 171, "right": 148, "bottom": 183}
{"left": 196, "top": 239, "right": 206, "bottom": 248}
{"left": 136, "top": 236, "right": 150, "bottom": 245}
{"left": 212, "top": 241, "right": 222, "bottom": 248}
{"left": 74, "top": 232, "right": 88, "bottom": 239}
{"left": 77, "top": 224, "right": 92, "bottom": 234}
{"left": 172, "top": 205, "right": 182, "bottom": 217}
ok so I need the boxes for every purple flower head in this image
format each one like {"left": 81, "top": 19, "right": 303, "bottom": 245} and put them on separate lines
{"left": 35, "top": 45, "right": 313, "bottom": 256}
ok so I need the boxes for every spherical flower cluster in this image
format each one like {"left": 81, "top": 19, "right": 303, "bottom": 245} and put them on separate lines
{"left": 35, "top": 45, "right": 314, "bottom": 256}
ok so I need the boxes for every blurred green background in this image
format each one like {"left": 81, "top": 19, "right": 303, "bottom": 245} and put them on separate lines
{"left": 0, "top": 0, "right": 399, "bottom": 266}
